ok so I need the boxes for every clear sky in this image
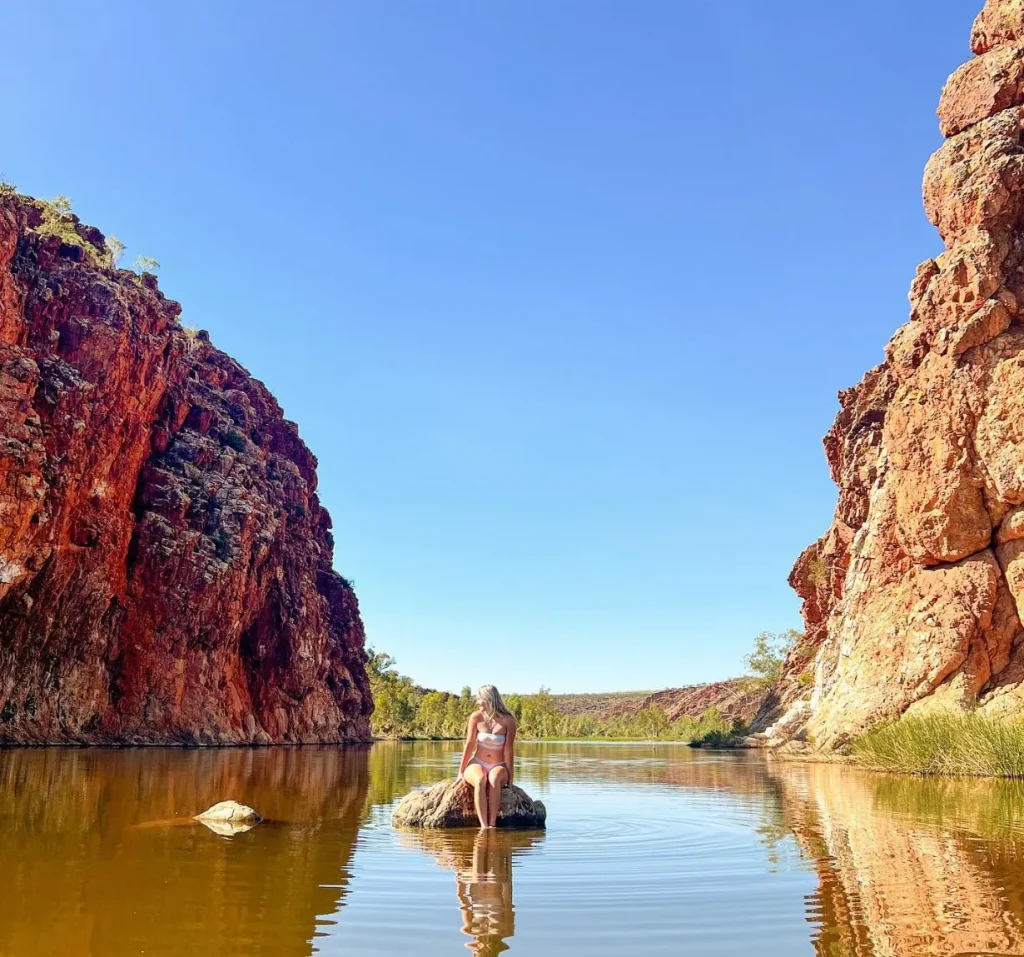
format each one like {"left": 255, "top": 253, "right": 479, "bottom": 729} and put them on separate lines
{"left": 2, "top": 1, "right": 977, "bottom": 693}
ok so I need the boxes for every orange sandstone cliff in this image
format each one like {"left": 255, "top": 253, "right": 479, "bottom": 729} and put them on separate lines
{"left": 755, "top": 0, "right": 1024, "bottom": 749}
{"left": 0, "top": 193, "right": 371, "bottom": 744}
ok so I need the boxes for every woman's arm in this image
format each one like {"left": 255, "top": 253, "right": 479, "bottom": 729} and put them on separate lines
{"left": 503, "top": 717, "right": 517, "bottom": 787}
{"left": 457, "top": 711, "right": 480, "bottom": 781}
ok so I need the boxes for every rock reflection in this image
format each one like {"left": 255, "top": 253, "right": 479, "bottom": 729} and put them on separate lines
{"left": 399, "top": 828, "right": 544, "bottom": 956}
{"left": 770, "top": 761, "right": 1024, "bottom": 956}
{"left": 0, "top": 746, "right": 370, "bottom": 957}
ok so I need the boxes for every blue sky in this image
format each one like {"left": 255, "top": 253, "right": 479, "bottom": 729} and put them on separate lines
{"left": 3, "top": 1, "right": 976, "bottom": 693}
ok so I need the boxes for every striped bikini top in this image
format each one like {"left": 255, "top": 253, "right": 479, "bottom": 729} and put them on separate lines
{"left": 477, "top": 730, "right": 506, "bottom": 747}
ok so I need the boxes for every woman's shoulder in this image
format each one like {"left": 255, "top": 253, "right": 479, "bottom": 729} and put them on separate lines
{"left": 503, "top": 713, "right": 518, "bottom": 731}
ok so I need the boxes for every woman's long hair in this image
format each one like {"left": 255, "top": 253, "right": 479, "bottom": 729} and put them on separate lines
{"left": 477, "top": 684, "right": 512, "bottom": 718}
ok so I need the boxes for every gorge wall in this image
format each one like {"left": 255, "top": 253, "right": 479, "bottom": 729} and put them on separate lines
{"left": 755, "top": 0, "right": 1024, "bottom": 749}
{"left": 0, "top": 192, "right": 371, "bottom": 744}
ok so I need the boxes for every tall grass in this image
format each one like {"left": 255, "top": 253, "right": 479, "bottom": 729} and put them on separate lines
{"left": 854, "top": 713, "right": 1024, "bottom": 777}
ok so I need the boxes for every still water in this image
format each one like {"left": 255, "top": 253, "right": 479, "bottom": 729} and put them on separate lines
{"left": 3, "top": 741, "right": 1024, "bottom": 956}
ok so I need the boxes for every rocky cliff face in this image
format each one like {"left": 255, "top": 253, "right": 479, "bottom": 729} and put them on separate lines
{"left": 0, "top": 192, "right": 371, "bottom": 744}
{"left": 640, "top": 680, "right": 764, "bottom": 726}
{"left": 756, "top": 0, "right": 1024, "bottom": 749}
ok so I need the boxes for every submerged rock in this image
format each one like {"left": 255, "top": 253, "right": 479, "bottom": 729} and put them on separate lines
{"left": 392, "top": 779, "right": 546, "bottom": 829}
{"left": 194, "top": 800, "right": 262, "bottom": 836}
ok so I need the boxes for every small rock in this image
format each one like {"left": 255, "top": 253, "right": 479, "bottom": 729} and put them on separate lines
{"left": 392, "top": 779, "right": 546, "bottom": 829}
{"left": 194, "top": 800, "right": 262, "bottom": 836}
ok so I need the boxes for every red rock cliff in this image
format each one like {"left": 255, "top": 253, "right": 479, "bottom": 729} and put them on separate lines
{"left": 0, "top": 192, "right": 371, "bottom": 744}
{"left": 755, "top": 0, "right": 1024, "bottom": 749}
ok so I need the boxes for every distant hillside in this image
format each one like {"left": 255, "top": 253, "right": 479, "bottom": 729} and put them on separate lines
{"left": 548, "top": 691, "right": 653, "bottom": 718}
{"left": 550, "top": 679, "right": 762, "bottom": 726}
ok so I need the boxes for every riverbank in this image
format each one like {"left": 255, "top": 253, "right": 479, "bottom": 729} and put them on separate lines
{"left": 706, "top": 713, "right": 1024, "bottom": 779}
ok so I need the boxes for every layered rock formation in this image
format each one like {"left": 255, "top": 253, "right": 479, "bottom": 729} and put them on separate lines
{"left": 756, "top": 0, "right": 1024, "bottom": 749}
{"left": 0, "top": 192, "right": 371, "bottom": 744}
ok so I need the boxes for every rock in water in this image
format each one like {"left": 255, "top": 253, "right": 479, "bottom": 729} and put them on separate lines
{"left": 0, "top": 192, "right": 371, "bottom": 745}
{"left": 195, "top": 801, "right": 262, "bottom": 837}
{"left": 753, "top": 0, "right": 1024, "bottom": 750}
{"left": 392, "top": 779, "right": 547, "bottom": 829}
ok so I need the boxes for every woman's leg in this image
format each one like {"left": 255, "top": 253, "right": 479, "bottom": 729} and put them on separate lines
{"left": 486, "top": 765, "right": 508, "bottom": 827}
{"left": 463, "top": 762, "right": 488, "bottom": 828}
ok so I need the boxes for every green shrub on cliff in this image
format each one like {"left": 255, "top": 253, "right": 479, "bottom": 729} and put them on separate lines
{"left": 855, "top": 713, "right": 1024, "bottom": 777}
{"left": 105, "top": 234, "right": 126, "bottom": 267}
{"left": 35, "top": 195, "right": 92, "bottom": 254}
{"left": 744, "top": 629, "right": 801, "bottom": 690}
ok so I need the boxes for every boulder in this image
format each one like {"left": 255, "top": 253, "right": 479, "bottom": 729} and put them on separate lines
{"left": 391, "top": 779, "right": 546, "bottom": 829}
{"left": 194, "top": 800, "right": 262, "bottom": 836}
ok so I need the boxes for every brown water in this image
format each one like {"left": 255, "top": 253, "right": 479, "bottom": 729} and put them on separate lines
{"left": 3, "top": 742, "right": 1024, "bottom": 956}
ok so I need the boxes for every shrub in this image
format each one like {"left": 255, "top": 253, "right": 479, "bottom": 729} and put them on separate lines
{"left": 223, "top": 429, "right": 246, "bottom": 453}
{"left": 35, "top": 195, "right": 90, "bottom": 253}
{"left": 744, "top": 630, "right": 801, "bottom": 690}
{"left": 105, "top": 234, "right": 126, "bottom": 267}
{"left": 133, "top": 255, "right": 160, "bottom": 274}
{"left": 807, "top": 556, "right": 827, "bottom": 586}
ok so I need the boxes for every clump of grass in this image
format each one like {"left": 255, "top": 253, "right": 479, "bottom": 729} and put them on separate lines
{"left": 854, "top": 713, "right": 1024, "bottom": 777}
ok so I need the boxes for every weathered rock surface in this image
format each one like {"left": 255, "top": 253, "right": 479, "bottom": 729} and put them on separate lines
{"left": 0, "top": 193, "right": 371, "bottom": 744}
{"left": 755, "top": 1, "right": 1024, "bottom": 749}
{"left": 391, "top": 779, "right": 547, "bottom": 829}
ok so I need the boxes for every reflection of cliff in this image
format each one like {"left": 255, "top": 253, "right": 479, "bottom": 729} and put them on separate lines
{"left": 398, "top": 829, "right": 544, "bottom": 957}
{"left": 770, "top": 762, "right": 1024, "bottom": 955}
{"left": 0, "top": 747, "right": 369, "bottom": 957}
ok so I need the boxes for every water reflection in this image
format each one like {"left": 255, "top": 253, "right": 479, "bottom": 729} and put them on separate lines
{"left": 0, "top": 747, "right": 370, "bottom": 957}
{"left": 398, "top": 828, "right": 544, "bottom": 956}
{"left": 768, "top": 761, "right": 1024, "bottom": 956}
{"left": 7, "top": 741, "right": 1024, "bottom": 956}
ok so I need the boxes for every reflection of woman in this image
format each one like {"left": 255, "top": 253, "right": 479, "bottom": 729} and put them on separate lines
{"left": 397, "top": 829, "right": 542, "bottom": 957}
{"left": 455, "top": 830, "right": 515, "bottom": 956}
{"left": 457, "top": 685, "right": 517, "bottom": 829}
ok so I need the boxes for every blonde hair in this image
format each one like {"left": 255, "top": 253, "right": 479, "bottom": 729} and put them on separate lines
{"left": 477, "top": 684, "right": 512, "bottom": 718}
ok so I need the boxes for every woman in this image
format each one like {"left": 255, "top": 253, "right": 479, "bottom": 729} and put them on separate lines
{"left": 457, "top": 685, "right": 517, "bottom": 829}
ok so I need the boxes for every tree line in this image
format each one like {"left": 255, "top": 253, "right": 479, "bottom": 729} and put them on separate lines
{"left": 364, "top": 630, "right": 806, "bottom": 743}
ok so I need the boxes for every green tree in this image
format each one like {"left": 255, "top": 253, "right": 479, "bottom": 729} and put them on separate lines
{"left": 744, "top": 630, "right": 801, "bottom": 690}
{"left": 106, "top": 234, "right": 126, "bottom": 267}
